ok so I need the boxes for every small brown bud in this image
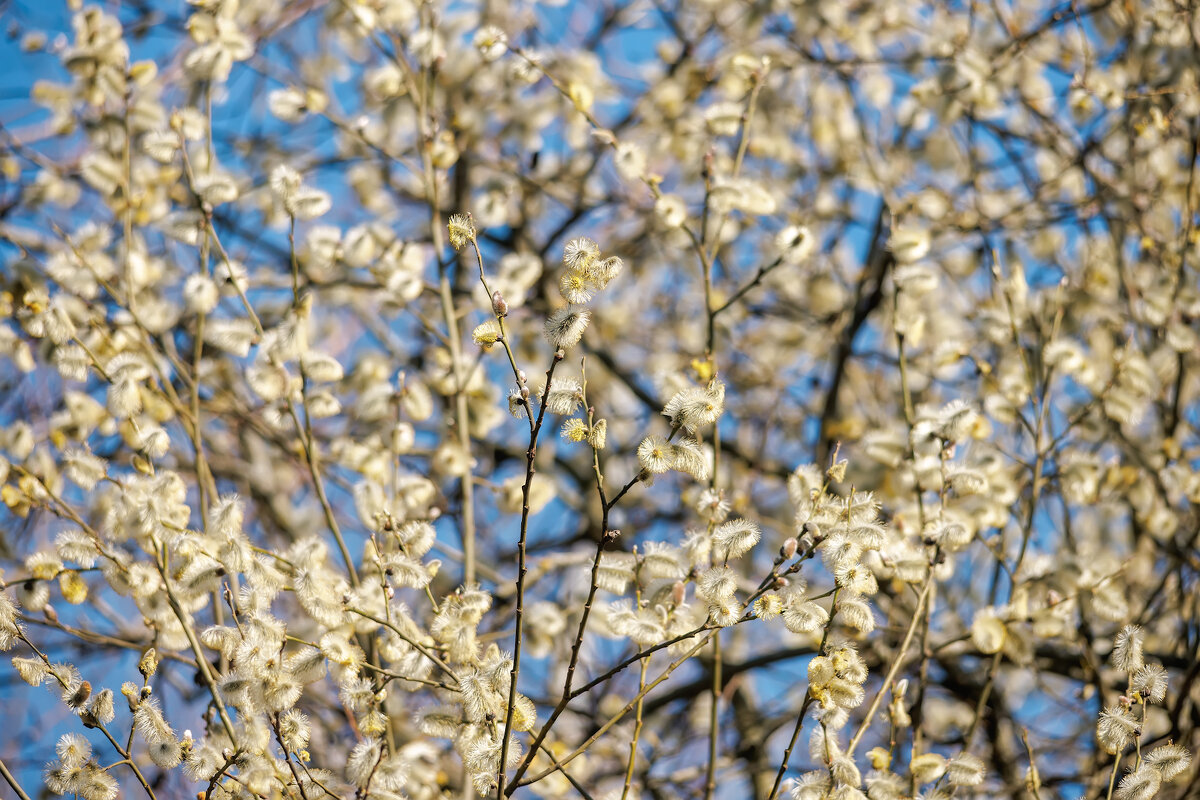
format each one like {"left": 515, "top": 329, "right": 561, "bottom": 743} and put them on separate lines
{"left": 491, "top": 290, "right": 508, "bottom": 317}
{"left": 671, "top": 581, "right": 686, "bottom": 606}
{"left": 781, "top": 537, "right": 798, "bottom": 559}
{"left": 67, "top": 680, "right": 92, "bottom": 709}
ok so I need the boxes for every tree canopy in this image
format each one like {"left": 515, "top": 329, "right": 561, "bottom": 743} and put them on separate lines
{"left": 0, "top": 1, "right": 1198, "bottom": 799}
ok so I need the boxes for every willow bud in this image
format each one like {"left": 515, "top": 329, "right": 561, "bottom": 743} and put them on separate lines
{"left": 121, "top": 681, "right": 140, "bottom": 711}
{"left": 66, "top": 680, "right": 92, "bottom": 709}
{"left": 492, "top": 290, "right": 508, "bottom": 317}
{"left": 139, "top": 648, "right": 159, "bottom": 678}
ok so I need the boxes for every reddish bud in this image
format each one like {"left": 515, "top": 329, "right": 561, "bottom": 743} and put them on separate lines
{"left": 672, "top": 581, "right": 686, "bottom": 606}
{"left": 492, "top": 290, "right": 508, "bottom": 317}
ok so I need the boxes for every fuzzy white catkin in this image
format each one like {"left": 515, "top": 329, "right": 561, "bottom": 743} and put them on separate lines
{"left": 182, "top": 740, "right": 221, "bottom": 782}
{"left": 559, "top": 272, "right": 593, "bottom": 304}
{"left": 287, "top": 647, "right": 328, "bottom": 685}
{"left": 614, "top": 141, "right": 646, "bottom": 181}
{"left": 1112, "top": 624, "right": 1145, "bottom": 671}
{"left": 710, "top": 520, "right": 758, "bottom": 556}
{"left": 542, "top": 378, "right": 583, "bottom": 414}
{"left": 776, "top": 224, "right": 815, "bottom": 264}
{"left": 587, "top": 418, "right": 607, "bottom": 449}
{"left": 782, "top": 599, "right": 829, "bottom": 634}
{"left": 637, "top": 434, "right": 673, "bottom": 473}
{"left": 56, "top": 531, "right": 99, "bottom": 569}
{"left": 54, "top": 344, "right": 90, "bottom": 381}
{"left": 288, "top": 187, "right": 332, "bottom": 219}
{"left": 1116, "top": 765, "right": 1161, "bottom": 800}
{"left": 663, "top": 382, "right": 725, "bottom": 432}
{"left": 268, "top": 87, "right": 307, "bottom": 121}
{"left": 86, "top": 689, "right": 116, "bottom": 725}
{"left": 707, "top": 596, "right": 743, "bottom": 627}
{"left": 1097, "top": 705, "right": 1138, "bottom": 754}
{"left": 889, "top": 226, "right": 931, "bottom": 263}
{"left": 12, "top": 656, "right": 47, "bottom": 686}
{"left": 306, "top": 389, "right": 342, "bottom": 418}
{"left": 143, "top": 130, "right": 179, "bottom": 162}
{"left": 346, "top": 738, "right": 383, "bottom": 788}
{"left": 946, "top": 753, "right": 985, "bottom": 786}
{"left": 133, "top": 697, "right": 176, "bottom": 745}
{"left": 790, "top": 772, "right": 830, "bottom": 800}
{"left": 204, "top": 318, "right": 256, "bottom": 357}
{"left": 670, "top": 436, "right": 710, "bottom": 480}
{"left": 195, "top": 171, "right": 239, "bottom": 206}
{"left": 473, "top": 25, "right": 507, "bottom": 61}
{"left": 55, "top": 733, "right": 91, "bottom": 766}
{"left": 0, "top": 592, "right": 21, "bottom": 650}
{"left": 563, "top": 237, "right": 599, "bottom": 271}
{"left": 400, "top": 527, "right": 438, "bottom": 562}
{"left": 696, "top": 565, "right": 737, "bottom": 601}
{"left": 642, "top": 543, "right": 685, "bottom": 579}
{"left": 830, "top": 754, "right": 861, "bottom": 787}
{"left": 837, "top": 564, "right": 878, "bottom": 596}
{"left": 543, "top": 307, "right": 590, "bottom": 349}
{"left": 270, "top": 164, "right": 301, "bottom": 202}
{"left": 63, "top": 448, "right": 106, "bottom": 490}
{"left": 137, "top": 426, "right": 171, "bottom": 458}
{"left": 1144, "top": 744, "right": 1191, "bottom": 780}
{"left": 302, "top": 351, "right": 344, "bottom": 382}
{"left": 971, "top": 609, "right": 1007, "bottom": 654}
{"left": 909, "top": 752, "right": 946, "bottom": 784}
{"left": 106, "top": 377, "right": 142, "bottom": 419}
{"left": 149, "top": 739, "right": 183, "bottom": 768}
{"left": 656, "top": 194, "right": 687, "bottom": 227}
{"left": 837, "top": 594, "right": 876, "bottom": 633}
{"left": 1131, "top": 663, "right": 1168, "bottom": 703}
